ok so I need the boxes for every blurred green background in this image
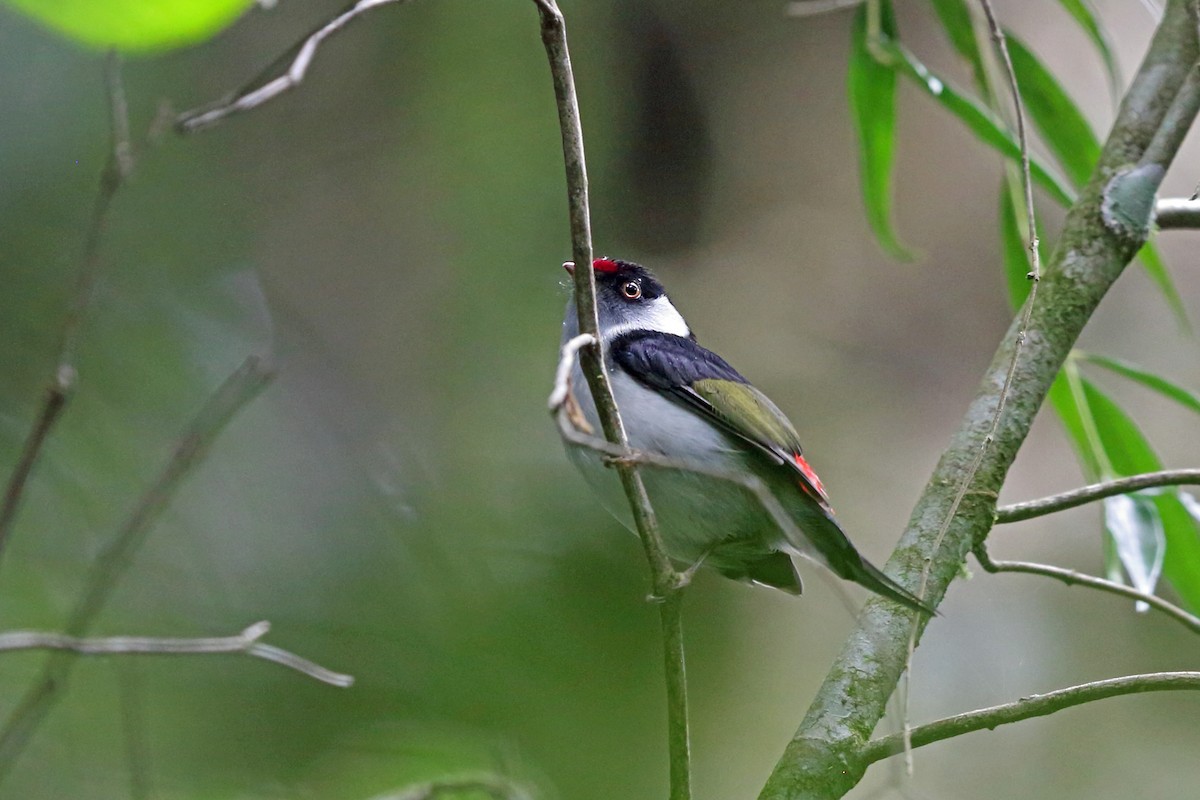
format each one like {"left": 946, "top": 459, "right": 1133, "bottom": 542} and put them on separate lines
{"left": 1, "top": 1, "right": 1198, "bottom": 798}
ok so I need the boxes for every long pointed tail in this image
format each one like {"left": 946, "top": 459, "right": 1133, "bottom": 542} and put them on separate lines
{"left": 853, "top": 559, "right": 938, "bottom": 616}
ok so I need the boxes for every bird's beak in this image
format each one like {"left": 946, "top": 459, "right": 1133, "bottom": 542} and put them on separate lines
{"left": 562, "top": 261, "right": 575, "bottom": 275}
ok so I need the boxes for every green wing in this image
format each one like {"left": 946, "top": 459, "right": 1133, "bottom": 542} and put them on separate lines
{"left": 690, "top": 378, "right": 804, "bottom": 461}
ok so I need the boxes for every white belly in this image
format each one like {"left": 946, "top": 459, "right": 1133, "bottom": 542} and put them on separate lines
{"left": 565, "top": 362, "right": 781, "bottom": 565}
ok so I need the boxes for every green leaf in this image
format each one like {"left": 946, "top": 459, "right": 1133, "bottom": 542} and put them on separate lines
{"left": 1005, "top": 34, "right": 1101, "bottom": 189}
{"left": 1054, "top": 0, "right": 1121, "bottom": 101}
{"left": 1103, "top": 492, "right": 1165, "bottom": 610}
{"left": 1079, "top": 352, "right": 1200, "bottom": 415}
{"left": 883, "top": 40, "right": 1077, "bottom": 208}
{"left": 848, "top": 1, "right": 914, "bottom": 261}
{"left": 998, "top": 180, "right": 1044, "bottom": 308}
{"left": 1135, "top": 239, "right": 1191, "bottom": 332}
{"left": 926, "top": 0, "right": 986, "bottom": 87}
{"left": 1, "top": 0, "right": 255, "bottom": 52}
{"left": 1081, "top": 378, "right": 1200, "bottom": 611}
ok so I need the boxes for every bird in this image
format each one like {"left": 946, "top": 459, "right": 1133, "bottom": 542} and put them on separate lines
{"left": 560, "top": 256, "right": 935, "bottom": 615}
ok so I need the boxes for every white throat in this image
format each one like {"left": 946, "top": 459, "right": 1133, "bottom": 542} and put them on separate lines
{"left": 601, "top": 296, "right": 691, "bottom": 343}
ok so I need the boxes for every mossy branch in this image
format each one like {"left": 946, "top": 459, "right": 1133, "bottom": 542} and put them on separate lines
{"left": 759, "top": 1, "right": 1200, "bottom": 796}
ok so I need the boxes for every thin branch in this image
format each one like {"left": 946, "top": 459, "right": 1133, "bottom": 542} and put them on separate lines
{"left": 176, "top": 0, "right": 412, "bottom": 133}
{"left": 0, "top": 622, "right": 353, "bottom": 687}
{"left": 0, "top": 357, "right": 276, "bottom": 784}
{"left": 862, "top": 672, "right": 1200, "bottom": 764}
{"left": 979, "top": 0, "right": 1041, "bottom": 282}
{"left": 1140, "top": 61, "right": 1200, "bottom": 169}
{"left": 973, "top": 543, "right": 1200, "bottom": 635}
{"left": 996, "top": 469, "right": 1200, "bottom": 523}
{"left": 898, "top": 0, "right": 1044, "bottom": 771}
{"left": 534, "top": 3, "right": 691, "bottom": 798}
{"left": 0, "top": 53, "right": 132, "bottom": 563}
{"left": 1155, "top": 196, "right": 1200, "bottom": 227}
{"left": 760, "top": 1, "right": 1200, "bottom": 796}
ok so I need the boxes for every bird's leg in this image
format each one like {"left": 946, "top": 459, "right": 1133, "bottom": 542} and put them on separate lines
{"left": 645, "top": 548, "right": 712, "bottom": 603}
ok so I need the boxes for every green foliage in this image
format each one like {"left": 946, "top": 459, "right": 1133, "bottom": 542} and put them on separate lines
{"left": 1005, "top": 34, "right": 1100, "bottom": 189}
{"left": 0, "top": 0, "right": 254, "bottom": 52}
{"left": 1053, "top": 0, "right": 1121, "bottom": 98}
{"left": 847, "top": 2, "right": 912, "bottom": 260}
{"left": 852, "top": 0, "right": 1199, "bottom": 613}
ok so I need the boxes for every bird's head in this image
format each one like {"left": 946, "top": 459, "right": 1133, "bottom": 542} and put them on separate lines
{"left": 563, "top": 258, "right": 690, "bottom": 342}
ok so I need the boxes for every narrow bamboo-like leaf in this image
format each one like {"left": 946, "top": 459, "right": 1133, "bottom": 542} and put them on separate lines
{"left": 884, "top": 41, "right": 1076, "bottom": 207}
{"left": 848, "top": 2, "right": 914, "bottom": 261}
{"left": 998, "top": 179, "right": 1046, "bottom": 308}
{"left": 1135, "top": 239, "right": 1191, "bottom": 332}
{"left": 1103, "top": 493, "right": 1165, "bottom": 611}
{"left": 999, "top": 183, "right": 1030, "bottom": 307}
{"left": 1006, "top": 35, "right": 1101, "bottom": 189}
{"left": 1081, "top": 379, "right": 1200, "bottom": 611}
{"left": 1054, "top": 0, "right": 1121, "bottom": 100}
{"left": 926, "top": 0, "right": 986, "bottom": 87}
{"left": 0, "top": 0, "right": 254, "bottom": 52}
{"left": 1079, "top": 352, "right": 1200, "bottom": 415}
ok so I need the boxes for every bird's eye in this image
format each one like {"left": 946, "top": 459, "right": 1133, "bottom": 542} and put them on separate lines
{"left": 621, "top": 281, "right": 642, "bottom": 300}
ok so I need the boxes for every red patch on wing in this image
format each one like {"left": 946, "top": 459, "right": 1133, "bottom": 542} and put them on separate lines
{"left": 794, "top": 453, "right": 831, "bottom": 505}
{"left": 592, "top": 258, "right": 620, "bottom": 273}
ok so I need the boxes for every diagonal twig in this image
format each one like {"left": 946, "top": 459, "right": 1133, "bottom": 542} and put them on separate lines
{"left": 0, "top": 53, "right": 133, "bottom": 563}
{"left": 176, "top": 0, "right": 413, "bottom": 133}
{"left": 0, "top": 622, "right": 353, "bottom": 687}
{"left": 862, "top": 672, "right": 1200, "bottom": 764}
{"left": 995, "top": 469, "right": 1200, "bottom": 523}
{"left": 1155, "top": 196, "right": 1200, "bottom": 227}
{"left": 0, "top": 357, "right": 275, "bottom": 783}
{"left": 973, "top": 542, "right": 1200, "bottom": 635}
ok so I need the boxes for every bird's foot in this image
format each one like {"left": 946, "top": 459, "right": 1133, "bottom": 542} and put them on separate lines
{"left": 644, "top": 554, "right": 707, "bottom": 603}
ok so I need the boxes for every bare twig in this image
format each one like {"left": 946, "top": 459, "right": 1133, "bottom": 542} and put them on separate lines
{"left": 979, "top": 0, "right": 1041, "bottom": 282}
{"left": 973, "top": 543, "right": 1200, "bottom": 634}
{"left": 177, "top": 0, "right": 412, "bottom": 133}
{"left": 1156, "top": 196, "right": 1200, "bottom": 227}
{"left": 996, "top": 469, "right": 1200, "bottom": 523}
{"left": 534, "top": 2, "right": 691, "bottom": 797}
{"left": 0, "top": 357, "right": 276, "bottom": 783}
{"left": 0, "top": 622, "right": 353, "bottom": 686}
{"left": 862, "top": 672, "right": 1200, "bottom": 764}
{"left": 0, "top": 53, "right": 132, "bottom": 563}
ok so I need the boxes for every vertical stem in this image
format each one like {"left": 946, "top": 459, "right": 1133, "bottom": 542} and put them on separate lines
{"left": 660, "top": 592, "right": 691, "bottom": 800}
{"left": 531, "top": 2, "right": 690, "bottom": 798}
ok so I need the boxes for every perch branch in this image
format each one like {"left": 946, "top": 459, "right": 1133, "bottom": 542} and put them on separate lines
{"left": 0, "top": 53, "right": 132, "bottom": 563}
{"left": 0, "top": 357, "right": 276, "bottom": 783}
{"left": 0, "top": 622, "right": 353, "bottom": 687}
{"left": 862, "top": 672, "right": 1200, "bottom": 764}
{"left": 534, "top": 2, "right": 690, "bottom": 797}
{"left": 1155, "top": 197, "right": 1200, "bottom": 228}
{"left": 996, "top": 469, "right": 1200, "bottom": 522}
{"left": 973, "top": 543, "right": 1200, "bottom": 634}
{"left": 760, "top": 2, "right": 1200, "bottom": 797}
{"left": 177, "top": 0, "right": 413, "bottom": 133}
